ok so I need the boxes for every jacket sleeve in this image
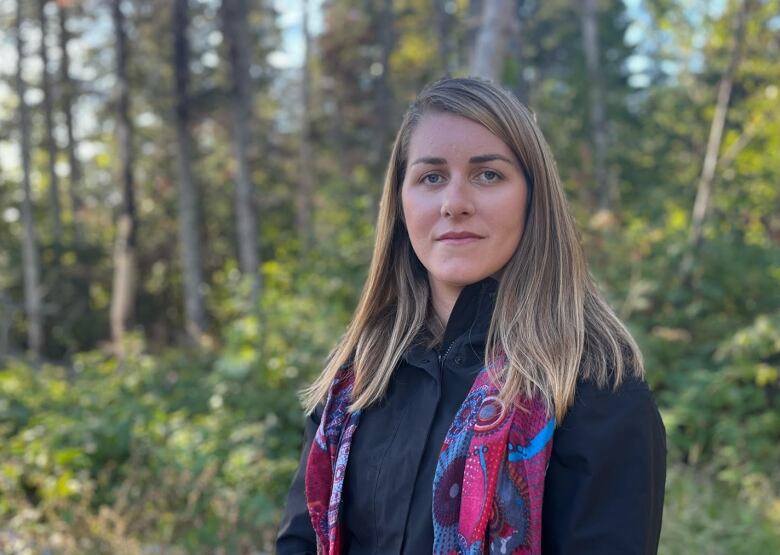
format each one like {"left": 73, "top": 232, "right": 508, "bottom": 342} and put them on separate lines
{"left": 275, "top": 404, "right": 323, "bottom": 555}
{"left": 541, "top": 376, "right": 667, "bottom": 555}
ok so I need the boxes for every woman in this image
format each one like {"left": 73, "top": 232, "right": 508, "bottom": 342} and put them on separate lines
{"left": 276, "top": 77, "right": 666, "bottom": 554}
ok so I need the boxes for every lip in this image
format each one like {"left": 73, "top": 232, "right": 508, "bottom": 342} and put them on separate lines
{"left": 436, "top": 231, "right": 483, "bottom": 244}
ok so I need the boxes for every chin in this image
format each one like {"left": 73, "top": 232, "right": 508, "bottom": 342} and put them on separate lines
{"left": 433, "top": 270, "right": 488, "bottom": 288}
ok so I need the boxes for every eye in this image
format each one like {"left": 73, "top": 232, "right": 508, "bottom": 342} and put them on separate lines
{"left": 478, "top": 170, "right": 502, "bottom": 182}
{"left": 421, "top": 173, "right": 444, "bottom": 185}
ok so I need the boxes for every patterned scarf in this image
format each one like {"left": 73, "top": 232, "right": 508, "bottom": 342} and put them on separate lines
{"left": 305, "top": 357, "right": 555, "bottom": 554}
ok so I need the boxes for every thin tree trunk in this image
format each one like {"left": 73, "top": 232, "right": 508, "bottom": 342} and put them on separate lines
{"left": 38, "top": 0, "right": 63, "bottom": 240}
{"left": 508, "top": 15, "right": 526, "bottom": 102}
{"left": 296, "top": 0, "right": 314, "bottom": 248}
{"left": 173, "top": 0, "right": 207, "bottom": 340}
{"left": 579, "top": 0, "right": 610, "bottom": 212}
{"left": 110, "top": 0, "right": 138, "bottom": 353}
{"left": 469, "top": 0, "right": 516, "bottom": 81}
{"left": 369, "top": 0, "right": 395, "bottom": 219}
{"left": 680, "top": 0, "right": 751, "bottom": 287}
{"left": 374, "top": 0, "right": 394, "bottom": 148}
{"left": 0, "top": 290, "right": 18, "bottom": 360}
{"left": 435, "top": 0, "right": 454, "bottom": 75}
{"left": 330, "top": 95, "right": 354, "bottom": 196}
{"left": 58, "top": 2, "right": 84, "bottom": 243}
{"left": 16, "top": 0, "right": 44, "bottom": 356}
{"left": 466, "top": 0, "right": 482, "bottom": 63}
{"left": 221, "top": 0, "right": 261, "bottom": 307}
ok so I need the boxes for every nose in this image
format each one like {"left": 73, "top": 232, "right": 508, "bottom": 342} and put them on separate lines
{"left": 440, "top": 175, "right": 475, "bottom": 218}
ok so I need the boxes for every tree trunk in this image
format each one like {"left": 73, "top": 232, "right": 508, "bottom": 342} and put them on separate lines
{"left": 173, "top": 0, "right": 207, "bottom": 340}
{"left": 579, "top": 0, "right": 610, "bottom": 213}
{"left": 221, "top": 0, "right": 261, "bottom": 307}
{"left": 296, "top": 0, "right": 314, "bottom": 248}
{"left": 329, "top": 96, "right": 354, "bottom": 197}
{"left": 369, "top": 0, "right": 395, "bottom": 219}
{"left": 374, "top": 0, "right": 394, "bottom": 141}
{"left": 466, "top": 0, "right": 483, "bottom": 64}
{"left": 0, "top": 290, "right": 18, "bottom": 360}
{"left": 110, "top": 0, "right": 138, "bottom": 354}
{"left": 680, "top": 0, "right": 752, "bottom": 287}
{"left": 435, "top": 0, "right": 455, "bottom": 75}
{"left": 58, "top": 1, "right": 84, "bottom": 243}
{"left": 16, "top": 0, "right": 44, "bottom": 356}
{"left": 38, "top": 0, "right": 63, "bottom": 240}
{"left": 508, "top": 14, "right": 526, "bottom": 103}
{"left": 469, "top": 0, "right": 516, "bottom": 81}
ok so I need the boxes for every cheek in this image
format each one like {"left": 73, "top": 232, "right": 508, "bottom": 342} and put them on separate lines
{"left": 401, "top": 190, "right": 432, "bottom": 237}
{"left": 400, "top": 189, "right": 414, "bottom": 233}
{"left": 492, "top": 192, "right": 528, "bottom": 246}
{"left": 401, "top": 191, "right": 422, "bottom": 254}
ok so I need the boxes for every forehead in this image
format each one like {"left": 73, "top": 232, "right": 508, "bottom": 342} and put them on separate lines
{"left": 406, "top": 112, "right": 512, "bottom": 159}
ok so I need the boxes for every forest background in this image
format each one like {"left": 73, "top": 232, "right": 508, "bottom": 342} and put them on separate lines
{"left": 0, "top": 0, "right": 778, "bottom": 553}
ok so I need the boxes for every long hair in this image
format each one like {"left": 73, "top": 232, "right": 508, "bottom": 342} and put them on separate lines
{"left": 301, "top": 77, "right": 643, "bottom": 423}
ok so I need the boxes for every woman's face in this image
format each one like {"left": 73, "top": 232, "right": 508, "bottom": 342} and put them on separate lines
{"left": 401, "top": 112, "right": 529, "bottom": 298}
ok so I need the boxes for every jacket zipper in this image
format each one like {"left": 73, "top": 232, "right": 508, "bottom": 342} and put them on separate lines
{"left": 438, "top": 339, "right": 456, "bottom": 367}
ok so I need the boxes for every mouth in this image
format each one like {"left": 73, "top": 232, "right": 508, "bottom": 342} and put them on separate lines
{"left": 436, "top": 232, "right": 483, "bottom": 245}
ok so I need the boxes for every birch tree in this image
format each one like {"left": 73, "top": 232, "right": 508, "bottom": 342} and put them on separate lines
{"left": 680, "top": 0, "right": 753, "bottom": 287}
{"left": 469, "top": 0, "right": 516, "bottom": 81}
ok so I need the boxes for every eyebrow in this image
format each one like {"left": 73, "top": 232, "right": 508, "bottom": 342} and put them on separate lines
{"left": 410, "top": 154, "right": 516, "bottom": 166}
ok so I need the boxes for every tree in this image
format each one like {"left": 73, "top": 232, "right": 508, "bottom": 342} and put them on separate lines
{"left": 371, "top": 0, "right": 395, "bottom": 180}
{"left": 469, "top": 0, "right": 516, "bottom": 81}
{"left": 679, "top": 0, "right": 753, "bottom": 288}
{"left": 318, "top": 0, "right": 400, "bottom": 222}
{"left": 579, "top": 0, "right": 611, "bottom": 212}
{"left": 296, "top": 0, "right": 314, "bottom": 247}
{"left": 435, "top": 0, "right": 455, "bottom": 75}
{"left": 221, "top": 0, "right": 261, "bottom": 305}
{"left": 57, "top": 0, "right": 84, "bottom": 242}
{"left": 173, "top": 0, "right": 207, "bottom": 340}
{"left": 15, "top": 0, "right": 44, "bottom": 355}
{"left": 38, "top": 0, "right": 63, "bottom": 240}
{"left": 109, "top": 0, "right": 138, "bottom": 353}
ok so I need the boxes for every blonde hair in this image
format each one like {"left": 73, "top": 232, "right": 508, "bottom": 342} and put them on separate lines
{"left": 302, "top": 77, "right": 643, "bottom": 423}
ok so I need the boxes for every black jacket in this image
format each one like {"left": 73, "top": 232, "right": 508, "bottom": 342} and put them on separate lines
{"left": 276, "top": 278, "right": 667, "bottom": 554}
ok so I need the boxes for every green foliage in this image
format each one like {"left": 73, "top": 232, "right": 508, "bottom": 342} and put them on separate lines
{"left": 662, "top": 310, "right": 780, "bottom": 480}
{"left": 0, "top": 243, "right": 364, "bottom": 552}
{"left": 660, "top": 464, "right": 780, "bottom": 554}
{"left": 0, "top": 352, "right": 279, "bottom": 552}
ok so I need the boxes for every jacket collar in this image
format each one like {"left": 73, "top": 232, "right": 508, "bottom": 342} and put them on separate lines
{"left": 403, "top": 277, "right": 498, "bottom": 378}
{"left": 440, "top": 276, "right": 498, "bottom": 349}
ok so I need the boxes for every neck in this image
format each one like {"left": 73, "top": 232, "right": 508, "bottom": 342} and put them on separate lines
{"left": 429, "top": 279, "right": 463, "bottom": 327}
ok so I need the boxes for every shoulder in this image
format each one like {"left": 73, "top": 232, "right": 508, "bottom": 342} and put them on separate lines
{"left": 542, "top": 373, "right": 668, "bottom": 553}
{"left": 553, "top": 373, "right": 666, "bottom": 456}
{"left": 573, "top": 372, "right": 653, "bottom": 405}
